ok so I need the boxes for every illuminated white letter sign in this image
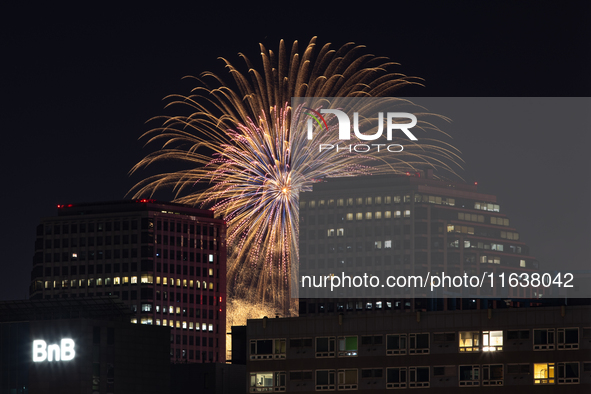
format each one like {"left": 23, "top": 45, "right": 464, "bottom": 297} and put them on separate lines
{"left": 32, "top": 338, "right": 76, "bottom": 362}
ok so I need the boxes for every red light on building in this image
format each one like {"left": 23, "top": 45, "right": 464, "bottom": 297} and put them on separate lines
{"left": 66, "top": 204, "right": 73, "bottom": 208}
{"left": 474, "top": 181, "right": 478, "bottom": 185}
{"left": 57, "top": 204, "right": 63, "bottom": 209}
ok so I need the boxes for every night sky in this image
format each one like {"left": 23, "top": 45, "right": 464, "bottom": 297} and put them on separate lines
{"left": 1, "top": 2, "right": 589, "bottom": 300}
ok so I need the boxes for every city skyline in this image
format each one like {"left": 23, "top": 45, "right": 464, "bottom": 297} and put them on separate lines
{"left": 1, "top": 2, "right": 590, "bottom": 301}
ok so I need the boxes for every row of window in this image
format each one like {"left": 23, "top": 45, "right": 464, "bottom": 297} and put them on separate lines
{"left": 251, "top": 328, "right": 583, "bottom": 359}
{"left": 42, "top": 220, "right": 219, "bottom": 236}
{"left": 44, "top": 250, "right": 217, "bottom": 264}
{"left": 156, "top": 220, "right": 218, "bottom": 237}
{"left": 250, "top": 362, "right": 585, "bottom": 391}
{"left": 42, "top": 220, "right": 139, "bottom": 235}
{"left": 40, "top": 278, "right": 217, "bottom": 294}
{"left": 301, "top": 195, "right": 457, "bottom": 209}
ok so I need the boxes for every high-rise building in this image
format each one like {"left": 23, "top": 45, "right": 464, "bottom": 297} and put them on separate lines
{"left": 29, "top": 200, "right": 227, "bottom": 363}
{"left": 297, "top": 172, "right": 541, "bottom": 313}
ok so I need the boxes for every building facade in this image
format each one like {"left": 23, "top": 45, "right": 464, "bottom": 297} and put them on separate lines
{"left": 298, "top": 172, "right": 541, "bottom": 311}
{"left": 29, "top": 200, "right": 226, "bottom": 363}
{"left": 246, "top": 305, "right": 591, "bottom": 393}
{"left": 0, "top": 297, "right": 170, "bottom": 394}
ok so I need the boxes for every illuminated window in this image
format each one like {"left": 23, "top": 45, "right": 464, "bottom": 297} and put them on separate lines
{"left": 130, "top": 317, "right": 138, "bottom": 324}
{"left": 189, "top": 322, "right": 193, "bottom": 330}
{"left": 374, "top": 241, "right": 382, "bottom": 249}
{"left": 309, "top": 200, "right": 316, "bottom": 208}
{"left": 327, "top": 229, "right": 335, "bottom": 237}
{"left": 384, "top": 240, "right": 392, "bottom": 249}
{"left": 175, "top": 279, "right": 180, "bottom": 287}
{"left": 140, "top": 317, "right": 152, "bottom": 325}
{"left": 356, "top": 198, "right": 363, "bottom": 206}
{"left": 249, "top": 372, "right": 286, "bottom": 392}
{"left": 375, "top": 196, "right": 382, "bottom": 204}
{"left": 459, "top": 331, "right": 479, "bottom": 352}
{"left": 169, "top": 306, "right": 174, "bottom": 314}
{"left": 520, "top": 260, "right": 526, "bottom": 267}
{"left": 130, "top": 276, "right": 137, "bottom": 284}
{"left": 346, "top": 213, "right": 353, "bottom": 221}
{"left": 176, "top": 307, "right": 180, "bottom": 314}
{"left": 355, "top": 213, "right": 362, "bottom": 220}
{"left": 209, "top": 254, "right": 214, "bottom": 262}
{"left": 208, "top": 324, "right": 213, "bottom": 332}
{"left": 175, "top": 321, "right": 180, "bottom": 328}
{"left": 459, "top": 365, "right": 480, "bottom": 386}
{"left": 141, "top": 275, "right": 153, "bottom": 284}
{"left": 182, "top": 321, "right": 187, "bottom": 329}
{"left": 365, "top": 212, "right": 372, "bottom": 220}
{"left": 189, "top": 280, "right": 194, "bottom": 288}
{"left": 316, "top": 337, "right": 336, "bottom": 358}
{"left": 169, "top": 320, "right": 174, "bottom": 327}
{"left": 209, "top": 282, "right": 214, "bottom": 290}
{"left": 480, "top": 256, "right": 500, "bottom": 264}
{"left": 163, "top": 319, "right": 167, "bottom": 326}
{"left": 338, "top": 336, "right": 357, "bottom": 357}
{"left": 404, "top": 210, "right": 411, "bottom": 217}
{"left": 316, "top": 370, "right": 336, "bottom": 391}
{"left": 202, "top": 323, "right": 207, "bottom": 331}
{"left": 162, "top": 277, "right": 168, "bottom": 285}
{"left": 384, "top": 211, "right": 392, "bottom": 218}
{"left": 387, "top": 367, "right": 407, "bottom": 388}
{"left": 156, "top": 319, "right": 160, "bottom": 326}
{"left": 409, "top": 367, "right": 429, "bottom": 388}
{"left": 534, "top": 363, "right": 555, "bottom": 384}
{"left": 318, "top": 200, "right": 325, "bottom": 207}
{"left": 337, "top": 369, "right": 358, "bottom": 390}
{"left": 483, "top": 331, "right": 503, "bottom": 351}
{"left": 394, "top": 210, "right": 401, "bottom": 218}
{"left": 337, "top": 199, "right": 344, "bottom": 206}
{"left": 96, "top": 278, "right": 103, "bottom": 286}
{"left": 386, "top": 334, "right": 407, "bottom": 355}
{"left": 375, "top": 211, "right": 382, "bottom": 219}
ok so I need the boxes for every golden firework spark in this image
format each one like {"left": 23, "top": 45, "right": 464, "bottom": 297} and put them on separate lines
{"left": 130, "top": 37, "right": 463, "bottom": 312}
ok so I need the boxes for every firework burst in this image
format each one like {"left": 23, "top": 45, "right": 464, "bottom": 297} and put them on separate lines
{"left": 130, "top": 37, "right": 462, "bottom": 312}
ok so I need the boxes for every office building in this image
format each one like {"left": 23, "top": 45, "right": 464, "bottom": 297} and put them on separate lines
{"left": 0, "top": 297, "right": 170, "bottom": 394}
{"left": 298, "top": 172, "right": 541, "bottom": 312}
{"left": 246, "top": 305, "right": 591, "bottom": 392}
{"left": 29, "top": 200, "right": 226, "bottom": 363}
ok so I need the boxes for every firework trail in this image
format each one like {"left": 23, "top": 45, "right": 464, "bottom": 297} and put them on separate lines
{"left": 130, "top": 37, "right": 462, "bottom": 312}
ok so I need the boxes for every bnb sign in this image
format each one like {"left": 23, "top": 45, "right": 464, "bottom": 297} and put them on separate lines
{"left": 32, "top": 339, "right": 76, "bottom": 362}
